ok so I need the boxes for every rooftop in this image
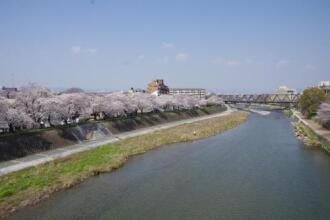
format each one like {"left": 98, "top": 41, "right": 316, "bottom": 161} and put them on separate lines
{"left": 170, "top": 88, "right": 206, "bottom": 90}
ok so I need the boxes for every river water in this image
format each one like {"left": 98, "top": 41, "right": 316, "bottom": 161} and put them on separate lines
{"left": 9, "top": 112, "right": 330, "bottom": 220}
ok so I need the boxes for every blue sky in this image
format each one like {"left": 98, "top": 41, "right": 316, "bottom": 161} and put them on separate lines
{"left": 0, "top": 0, "right": 329, "bottom": 93}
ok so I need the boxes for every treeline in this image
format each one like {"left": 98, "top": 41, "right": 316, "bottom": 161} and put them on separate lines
{"left": 0, "top": 84, "right": 224, "bottom": 133}
{"left": 298, "top": 87, "right": 330, "bottom": 129}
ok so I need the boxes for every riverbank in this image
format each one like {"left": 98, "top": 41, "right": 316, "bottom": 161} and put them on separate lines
{"left": 291, "top": 110, "right": 330, "bottom": 153}
{"left": 0, "top": 111, "right": 249, "bottom": 218}
{"left": 0, "top": 105, "right": 226, "bottom": 162}
{"left": 0, "top": 106, "right": 230, "bottom": 176}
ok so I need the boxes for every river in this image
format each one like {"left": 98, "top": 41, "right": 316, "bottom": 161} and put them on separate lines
{"left": 9, "top": 112, "right": 330, "bottom": 220}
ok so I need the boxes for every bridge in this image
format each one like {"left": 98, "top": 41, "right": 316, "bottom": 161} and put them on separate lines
{"left": 219, "top": 93, "right": 300, "bottom": 107}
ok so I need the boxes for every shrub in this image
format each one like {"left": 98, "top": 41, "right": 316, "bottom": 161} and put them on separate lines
{"left": 298, "top": 87, "right": 329, "bottom": 118}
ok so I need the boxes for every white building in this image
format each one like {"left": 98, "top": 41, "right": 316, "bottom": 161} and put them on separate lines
{"left": 318, "top": 81, "right": 330, "bottom": 95}
{"left": 275, "top": 86, "right": 297, "bottom": 95}
{"left": 169, "top": 88, "right": 206, "bottom": 98}
{"left": 319, "top": 81, "right": 330, "bottom": 87}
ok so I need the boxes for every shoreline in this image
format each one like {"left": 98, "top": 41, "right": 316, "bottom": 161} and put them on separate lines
{"left": 0, "top": 111, "right": 249, "bottom": 218}
{"left": 0, "top": 105, "right": 226, "bottom": 163}
{"left": 291, "top": 110, "right": 330, "bottom": 153}
{"left": 0, "top": 106, "right": 227, "bottom": 176}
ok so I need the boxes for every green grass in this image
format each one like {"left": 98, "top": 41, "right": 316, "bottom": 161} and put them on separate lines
{"left": 0, "top": 111, "right": 249, "bottom": 218}
{"left": 295, "top": 122, "right": 330, "bottom": 153}
{"left": 0, "top": 105, "right": 227, "bottom": 162}
{"left": 283, "top": 109, "right": 293, "bottom": 117}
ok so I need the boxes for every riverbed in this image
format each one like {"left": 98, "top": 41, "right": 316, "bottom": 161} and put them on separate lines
{"left": 8, "top": 112, "right": 330, "bottom": 220}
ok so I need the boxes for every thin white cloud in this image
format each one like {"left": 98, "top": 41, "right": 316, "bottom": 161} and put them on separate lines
{"left": 137, "top": 54, "right": 145, "bottom": 60}
{"left": 71, "top": 46, "right": 97, "bottom": 55}
{"left": 304, "top": 64, "right": 316, "bottom": 70}
{"left": 276, "top": 59, "right": 290, "bottom": 68}
{"left": 155, "top": 56, "right": 169, "bottom": 64}
{"left": 212, "top": 57, "right": 240, "bottom": 67}
{"left": 175, "top": 53, "right": 189, "bottom": 61}
{"left": 87, "top": 48, "right": 97, "bottom": 54}
{"left": 71, "top": 46, "right": 81, "bottom": 54}
{"left": 162, "top": 42, "right": 174, "bottom": 49}
{"left": 244, "top": 58, "right": 254, "bottom": 64}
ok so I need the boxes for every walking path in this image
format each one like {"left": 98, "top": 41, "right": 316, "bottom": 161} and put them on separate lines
{"left": 0, "top": 108, "right": 234, "bottom": 176}
{"left": 292, "top": 109, "right": 330, "bottom": 142}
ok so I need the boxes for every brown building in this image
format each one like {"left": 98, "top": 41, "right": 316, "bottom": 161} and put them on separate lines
{"left": 147, "top": 79, "right": 169, "bottom": 95}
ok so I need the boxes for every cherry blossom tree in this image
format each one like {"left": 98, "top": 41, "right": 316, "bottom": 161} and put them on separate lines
{"left": 59, "top": 93, "right": 92, "bottom": 121}
{"left": 206, "top": 95, "right": 224, "bottom": 106}
{"left": 37, "top": 97, "right": 67, "bottom": 126}
{"left": 103, "top": 99, "right": 126, "bottom": 117}
{"left": 5, "top": 108, "right": 35, "bottom": 130}
{"left": 90, "top": 95, "right": 104, "bottom": 119}
{"left": 0, "top": 98, "right": 9, "bottom": 121}
{"left": 15, "top": 83, "right": 53, "bottom": 124}
{"left": 1, "top": 83, "right": 220, "bottom": 133}
{"left": 174, "top": 95, "right": 200, "bottom": 109}
{"left": 318, "top": 102, "right": 330, "bottom": 129}
{"left": 110, "top": 92, "right": 139, "bottom": 115}
{"left": 130, "top": 92, "right": 156, "bottom": 113}
{"left": 198, "top": 98, "right": 208, "bottom": 107}
{"left": 156, "top": 95, "right": 177, "bottom": 111}
{"left": 0, "top": 97, "right": 34, "bottom": 131}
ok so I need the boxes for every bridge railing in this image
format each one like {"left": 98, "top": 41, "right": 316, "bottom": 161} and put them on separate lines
{"left": 219, "top": 93, "right": 300, "bottom": 104}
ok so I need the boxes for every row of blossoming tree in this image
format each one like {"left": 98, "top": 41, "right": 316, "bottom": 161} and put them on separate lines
{"left": 0, "top": 84, "right": 224, "bottom": 132}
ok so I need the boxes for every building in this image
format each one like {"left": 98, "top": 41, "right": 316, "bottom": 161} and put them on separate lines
{"left": 169, "top": 88, "right": 206, "bottom": 98}
{"left": 274, "top": 86, "right": 297, "bottom": 95}
{"left": 318, "top": 81, "right": 330, "bottom": 95}
{"left": 129, "top": 87, "right": 147, "bottom": 93}
{"left": 2, "top": 86, "right": 18, "bottom": 92}
{"left": 1, "top": 86, "right": 18, "bottom": 99}
{"left": 147, "top": 79, "right": 169, "bottom": 96}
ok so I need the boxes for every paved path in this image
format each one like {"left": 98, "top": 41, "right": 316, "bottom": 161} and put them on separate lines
{"left": 292, "top": 109, "right": 330, "bottom": 142}
{"left": 0, "top": 108, "right": 234, "bottom": 176}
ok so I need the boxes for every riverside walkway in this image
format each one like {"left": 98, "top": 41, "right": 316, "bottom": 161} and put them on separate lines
{"left": 292, "top": 109, "right": 330, "bottom": 142}
{"left": 0, "top": 108, "right": 234, "bottom": 176}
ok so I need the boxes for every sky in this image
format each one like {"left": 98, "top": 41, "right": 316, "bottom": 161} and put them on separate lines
{"left": 0, "top": 0, "right": 329, "bottom": 93}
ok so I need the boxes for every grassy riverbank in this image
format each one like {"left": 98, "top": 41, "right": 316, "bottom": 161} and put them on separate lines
{"left": 0, "top": 111, "right": 249, "bottom": 218}
{"left": 293, "top": 122, "right": 330, "bottom": 153}
{"left": 0, "top": 105, "right": 225, "bottom": 162}
{"left": 289, "top": 109, "right": 330, "bottom": 153}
